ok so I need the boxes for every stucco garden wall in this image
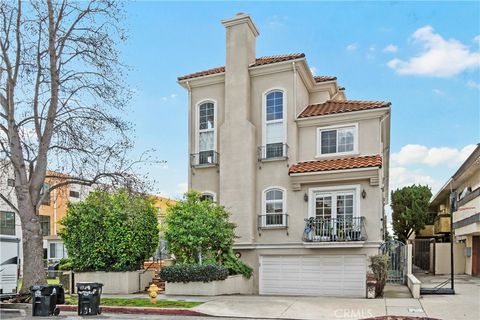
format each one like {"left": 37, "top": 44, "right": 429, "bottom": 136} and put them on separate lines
{"left": 74, "top": 270, "right": 155, "bottom": 294}
{"left": 165, "top": 275, "right": 253, "bottom": 296}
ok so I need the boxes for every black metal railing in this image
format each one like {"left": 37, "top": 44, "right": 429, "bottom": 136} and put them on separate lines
{"left": 190, "top": 151, "right": 219, "bottom": 167}
{"left": 303, "top": 217, "right": 366, "bottom": 242}
{"left": 257, "top": 143, "right": 288, "bottom": 161}
{"left": 257, "top": 213, "right": 288, "bottom": 229}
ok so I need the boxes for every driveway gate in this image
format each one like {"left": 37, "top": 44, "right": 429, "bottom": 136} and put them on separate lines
{"left": 380, "top": 240, "right": 406, "bottom": 284}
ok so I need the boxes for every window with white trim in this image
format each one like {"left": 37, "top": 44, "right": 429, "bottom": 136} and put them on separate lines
{"left": 198, "top": 102, "right": 215, "bottom": 165}
{"left": 264, "top": 91, "right": 285, "bottom": 158}
{"left": 317, "top": 125, "right": 357, "bottom": 156}
{"left": 263, "top": 188, "right": 286, "bottom": 227}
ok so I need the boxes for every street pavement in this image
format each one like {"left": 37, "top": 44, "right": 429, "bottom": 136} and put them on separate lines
{"left": 0, "top": 311, "right": 263, "bottom": 320}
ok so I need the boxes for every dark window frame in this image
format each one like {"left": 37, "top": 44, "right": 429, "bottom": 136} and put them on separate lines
{"left": 0, "top": 211, "right": 15, "bottom": 236}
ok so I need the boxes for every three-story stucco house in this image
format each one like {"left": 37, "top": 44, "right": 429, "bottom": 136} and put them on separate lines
{"left": 178, "top": 13, "right": 391, "bottom": 297}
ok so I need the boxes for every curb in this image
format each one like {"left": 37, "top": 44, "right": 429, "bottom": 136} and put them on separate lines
{"left": 58, "top": 305, "right": 208, "bottom": 316}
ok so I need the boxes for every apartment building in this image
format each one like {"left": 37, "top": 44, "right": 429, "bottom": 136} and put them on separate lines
{"left": 178, "top": 13, "right": 391, "bottom": 297}
{"left": 428, "top": 144, "right": 480, "bottom": 276}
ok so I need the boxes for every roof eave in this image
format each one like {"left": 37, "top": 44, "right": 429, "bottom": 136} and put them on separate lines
{"left": 289, "top": 166, "right": 381, "bottom": 176}
{"left": 296, "top": 105, "right": 391, "bottom": 121}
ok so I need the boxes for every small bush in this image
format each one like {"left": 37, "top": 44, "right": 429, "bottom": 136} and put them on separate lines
{"left": 369, "top": 254, "right": 388, "bottom": 297}
{"left": 58, "top": 258, "right": 73, "bottom": 271}
{"left": 222, "top": 252, "right": 253, "bottom": 279}
{"left": 159, "top": 264, "right": 229, "bottom": 283}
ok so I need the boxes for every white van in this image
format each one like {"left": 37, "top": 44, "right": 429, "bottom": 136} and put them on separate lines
{"left": 0, "top": 236, "right": 20, "bottom": 297}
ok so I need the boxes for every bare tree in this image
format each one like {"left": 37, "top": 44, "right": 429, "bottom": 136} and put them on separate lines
{"left": 0, "top": 0, "right": 150, "bottom": 292}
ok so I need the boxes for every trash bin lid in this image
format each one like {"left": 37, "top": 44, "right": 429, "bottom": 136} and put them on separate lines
{"left": 76, "top": 282, "right": 103, "bottom": 290}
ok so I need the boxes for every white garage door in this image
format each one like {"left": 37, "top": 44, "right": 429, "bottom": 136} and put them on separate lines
{"left": 259, "top": 255, "right": 366, "bottom": 297}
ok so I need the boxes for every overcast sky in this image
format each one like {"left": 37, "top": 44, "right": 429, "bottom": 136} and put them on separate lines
{"left": 120, "top": 1, "right": 480, "bottom": 199}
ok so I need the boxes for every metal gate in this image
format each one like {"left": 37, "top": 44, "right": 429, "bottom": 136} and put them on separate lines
{"left": 380, "top": 240, "right": 406, "bottom": 284}
{"left": 412, "top": 238, "right": 433, "bottom": 272}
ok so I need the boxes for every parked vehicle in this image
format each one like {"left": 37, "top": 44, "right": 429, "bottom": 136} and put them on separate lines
{"left": 0, "top": 236, "right": 20, "bottom": 299}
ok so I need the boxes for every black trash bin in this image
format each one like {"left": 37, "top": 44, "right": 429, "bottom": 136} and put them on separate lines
{"left": 30, "top": 284, "right": 64, "bottom": 316}
{"left": 76, "top": 282, "right": 103, "bottom": 315}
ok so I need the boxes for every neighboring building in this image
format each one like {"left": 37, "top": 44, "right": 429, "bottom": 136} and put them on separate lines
{"left": 0, "top": 168, "right": 92, "bottom": 265}
{"left": 39, "top": 171, "right": 92, "bottom": 262}
{"left": 428, "top": 144, "right": 480, "bottom": 276}
{"left": 150, "top": 195, "right": 177, "bottom": 260}
{"left": 178, "top": 13, "right": 391, "bottom": 297}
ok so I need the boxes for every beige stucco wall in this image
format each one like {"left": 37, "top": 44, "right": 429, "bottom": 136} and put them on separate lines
{"left": 297, "top": 117, "right": 381, "bottom": 162}
{"left": 429, "top": 242, "right": 466, "bottom": 275}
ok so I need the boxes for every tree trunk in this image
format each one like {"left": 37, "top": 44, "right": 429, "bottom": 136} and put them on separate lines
{"left": 18, "top": 199, "right": 46, "bottom": 294}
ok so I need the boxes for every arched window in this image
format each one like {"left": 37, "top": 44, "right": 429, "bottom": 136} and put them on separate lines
{"left": 264, "top": 90, "right": 286, "bottom": 159}
{"left": 200, "top": 192, "right": 215, "bottom": 202}
{"left": 198, "top": 102, "right": 215, "bottom": 165}
{"left": 262, "top": 187, "right": 286, "bottom": 227}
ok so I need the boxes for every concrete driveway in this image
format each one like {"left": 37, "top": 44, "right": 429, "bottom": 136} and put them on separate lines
{"left": 416, "top": 274, "right": 480, "bottom": 320}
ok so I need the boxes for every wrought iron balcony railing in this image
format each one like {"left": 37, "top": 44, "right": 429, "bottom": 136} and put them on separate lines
{"left": 303, "top": 217, "right": 366, "bottom": 242}
{"left": 257, "top": 143, "right": 288, "bottom": 161}
{"left": 258, "top": 213, "right": 288, "bottom": 229}
{"left": 190, "top": 151, "right": 219, "bottom": 167}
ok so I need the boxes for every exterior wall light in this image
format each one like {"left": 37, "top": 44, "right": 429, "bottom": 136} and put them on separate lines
{"left": 304, "top": 193, "right": 308, "bottom": 202}
{"left": 362, "top": 189, "right": 367, "bottom": 199}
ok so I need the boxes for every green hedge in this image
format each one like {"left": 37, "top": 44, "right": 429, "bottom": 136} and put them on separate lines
{"left": 159, "top": 264, "right": 229, "bottom": 283}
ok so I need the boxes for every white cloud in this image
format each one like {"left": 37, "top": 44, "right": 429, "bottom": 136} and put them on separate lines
{"left": 366, "top": 46, "right": 376, "bottom": 60}
{"left": 310, "top": 67, "right": 317, "bottom": 75}
{"left": 467, "top": 80, "right": 480, "bottom": 90}
{"left": 392, "top": 144, "right": 477, "bottom": 166}
{"left": 474, "top": 35, "right": 480, "bottom": 44}
{"left": 161, "top": 93, "right": 177, "bottom": 102}
{"left": 383, "top": 44, "right": 398, "bottom": 53}
{"left": 432, "top": 88, "right": 445, "bottom": 96}
{"left": 389, "top": 166, "right": 439, "bottom": 192}
{"left": 266, "top": 15, "right": 288, "bottom": 28}
{"left": 346, "top": 43, "right": 357, "bottom": 51}
{"left": 388, "top": 25, "right": 480, "bottom": 77}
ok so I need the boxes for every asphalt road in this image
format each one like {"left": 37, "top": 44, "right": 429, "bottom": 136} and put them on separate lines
{"left": 1, "top": 310, "right": 269, "bottom": 320}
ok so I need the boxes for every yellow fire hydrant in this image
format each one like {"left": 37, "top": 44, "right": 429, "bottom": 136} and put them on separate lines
{"left": 147, "top": 283, "right": 158, "bottom": 304}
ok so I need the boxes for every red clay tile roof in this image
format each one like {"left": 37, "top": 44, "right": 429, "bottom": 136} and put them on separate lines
{"left": 314, "top": 76, "right": 337, "bottom": 82}
{"left": 298, "top": 100, "right": 391, "bottom": 118}
{"left": 289, "top": 155, "right": 382, "bottom": 175}
{"left": 178, "top": 53, "right": 305, "bottom": 81}
{"left": 250, "top": 53, "right": 305, "bottom": 67}
{"left": 177, "top": 66, "right": 225, "bottom": 81}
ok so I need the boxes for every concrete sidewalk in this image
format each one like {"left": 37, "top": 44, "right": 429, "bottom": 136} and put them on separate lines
{"left": 191, "top": 275, "right": 479, "bottom": 320}
{"left": 98, "top": 275, "right": 479, "bottom": 320}
{"left": 192, "top": 295, "right": 427, "bottom": 320}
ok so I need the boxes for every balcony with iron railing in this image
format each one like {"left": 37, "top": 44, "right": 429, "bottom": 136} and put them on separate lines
{"left": 303, "top": 217, "right": 367, "bottom": 242}
{"left": 190, "top": 151, "right": 219, "bottom": 168}
{"left": 257, "top": 143, "right": 288, "bottom": 161}
{"left": 257, "top": 213, "right": 289, "bottom": 235}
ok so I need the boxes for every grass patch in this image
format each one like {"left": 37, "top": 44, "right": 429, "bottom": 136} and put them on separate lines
{"left": 65, "top": 296, "right": 202, "bottom": 308}
{"left": 17, "top": 278, "right": 61, "bottom": 290}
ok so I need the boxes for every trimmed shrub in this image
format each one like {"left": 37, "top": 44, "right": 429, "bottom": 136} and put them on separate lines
{"left": 159, "top": 264, "right": 229, "bottom": 283}
{"left": 369, "top": 254, "right": 388, "bottom": 297}
{"left": 59, "top": 190, "right": 159, "bottom": 272}
{"left": 163, "top": 191, "right": 253, "bottom": 279}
